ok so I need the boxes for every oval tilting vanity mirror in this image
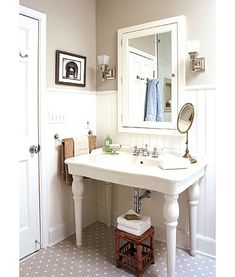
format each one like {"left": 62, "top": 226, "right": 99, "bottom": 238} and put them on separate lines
{"left": 177, "top": 102, "right": 197, "bottom": 163}
{"left": 118, "top": 16, "right": 185, "bottom": 134}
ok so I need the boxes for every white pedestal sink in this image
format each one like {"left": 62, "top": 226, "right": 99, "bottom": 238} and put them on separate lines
{"left": 65, "top": 148, "right": 207, "bottom": 277}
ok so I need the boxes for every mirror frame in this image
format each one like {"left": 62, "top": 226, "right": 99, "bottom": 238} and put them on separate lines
{"left": 117, "top": 15, "right": 186, "bottom": 135}
{"left": 177, "top": 102, "right": 195, "bottom": 134}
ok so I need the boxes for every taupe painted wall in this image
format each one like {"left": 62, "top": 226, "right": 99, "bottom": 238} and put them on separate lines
{"left": 96, "top": 0, "right": 216, "bottom": 90}
{"left": 20, "top": 0, "right": 96, "bottom": 90}
{"left": 20, "top": 0, "right": 215, "bottom": 90}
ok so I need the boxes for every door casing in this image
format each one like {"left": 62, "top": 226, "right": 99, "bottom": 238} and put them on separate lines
{"left": 19, "top": 5, "right": 48, "bottom": 249}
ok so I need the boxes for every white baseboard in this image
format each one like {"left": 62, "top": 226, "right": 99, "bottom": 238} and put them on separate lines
{"left": 153, "top": 224, "right": 215, "bottom": 258}
{"left": 96, "top": 206, "right": 107, "bottom": 224}
{"left": 48, "top": 218, "right": 75, "bottom": 247}
{"left": 196, "top": 234, "right": 216, "bottom": 258}
{"left": 48, "top": 208, "right": 215, "bottom": 257}
{"left": 82, "top": 208, "right": 97, "bottom": 228}
{"left": 48, "top": 211, "right": 97, "bottom": 247}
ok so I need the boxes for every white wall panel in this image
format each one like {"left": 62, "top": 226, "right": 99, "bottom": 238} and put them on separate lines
{"left": 45, "top": 88, "right": 97, "bottom": 246}
{"left": 46, "top": 86, "right": 216, "bottom": 256}
{"left": 96, "top": 87, "right": 216, "bottom": 256}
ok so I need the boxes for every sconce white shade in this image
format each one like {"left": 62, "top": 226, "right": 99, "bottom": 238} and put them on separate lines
{"left": 187, "top": 40, "right": 200, "bottom": 53}
{"left": 98, "top": 55, "right": 110, "bottom": 65}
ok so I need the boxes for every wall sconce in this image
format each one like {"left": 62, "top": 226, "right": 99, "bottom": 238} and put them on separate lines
{"left": 98, "top": 55, "right": 116, "bottom": 81}
{"left": 187, "top": 40, "right": 205, "bottom": 72}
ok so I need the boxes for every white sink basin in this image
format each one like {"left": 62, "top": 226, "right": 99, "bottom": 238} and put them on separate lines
{"left": 65, "top": 148, "right": 206, "bottom": 195}
{"left": 92, "top": 152, "right": 159, "bottom": 168}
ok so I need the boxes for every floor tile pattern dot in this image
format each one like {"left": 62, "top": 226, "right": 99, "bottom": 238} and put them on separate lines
{"left": 20, "top": 222, "right": 215, "bottom": 276}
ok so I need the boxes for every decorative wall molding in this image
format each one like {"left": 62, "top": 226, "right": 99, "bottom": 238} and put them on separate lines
{"left": 95, "top": 90, "right": 117, "bottom": 95}
{"left": 94, "top": 85, "right": 216, "bottom": 95}
{"left": 185, "top": 84, "right": 216, "bottom": 91}
{"left": 46, "top": 85, "right": 216, "bottom": 258}
{"left": 47, "top": 87, "right": 96, "bottom": 95}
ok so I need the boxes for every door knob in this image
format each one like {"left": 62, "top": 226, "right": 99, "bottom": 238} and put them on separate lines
{"left": 29, "top": 145, "right": 40, "bottom": 154}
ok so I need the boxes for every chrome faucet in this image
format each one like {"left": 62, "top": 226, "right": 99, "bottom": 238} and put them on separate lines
{"left": 142, "top": 144, "right": 150, "bottom": 156}
{"left": 132, "top": 145, "right": 150, "bottom": 156}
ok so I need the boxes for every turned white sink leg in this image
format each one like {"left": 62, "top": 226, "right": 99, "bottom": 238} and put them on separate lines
{"left": 187, "top": 180, "right": 200, "bottom": 256}
{"left": 72, "top": 175, "right": 84, "bottom": 247}
{"left": 164, "top": 194, "right": 179, "bottom": 277}
{"left": 104, "top": 182, "right": 112, "bottom": 227}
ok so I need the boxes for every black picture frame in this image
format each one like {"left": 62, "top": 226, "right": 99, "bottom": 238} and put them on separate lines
{"left": 55, "top": 50, "right": 86, "bottom": 87}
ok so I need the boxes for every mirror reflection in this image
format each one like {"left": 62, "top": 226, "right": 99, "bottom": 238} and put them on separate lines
{"left": 118, "top": 16, "right": 185, "bottom": 133}
{"left": 127, "top": 32, "right": 172, "bottom": 123}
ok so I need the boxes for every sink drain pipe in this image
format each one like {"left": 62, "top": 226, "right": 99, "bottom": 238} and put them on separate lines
{"left": 134, "top": 188, "right": 151, "bottom": 214}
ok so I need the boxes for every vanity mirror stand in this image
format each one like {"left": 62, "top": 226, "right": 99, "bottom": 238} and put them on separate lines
{"left": 177, "top": 102, "right": 197, "bottom": 163}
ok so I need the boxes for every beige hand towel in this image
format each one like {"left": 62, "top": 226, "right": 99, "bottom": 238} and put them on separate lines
{"left": 74, "top": 136, "right": 89, "bottom": 156}
{"left": 61, "top": 136, "right": 97, "bottom": 184}
{"left": 61, "top": 138, "right": 74, "bottom": 183}
{"left": 88, "top": 135, "right": 97, "bottom": 153}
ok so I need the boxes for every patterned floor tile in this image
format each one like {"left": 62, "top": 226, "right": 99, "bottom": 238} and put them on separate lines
{"left": 20, "top": 222, "right": 216, "bottom": 277}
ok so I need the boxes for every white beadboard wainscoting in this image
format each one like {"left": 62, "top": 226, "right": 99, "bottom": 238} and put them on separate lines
{"left": 44, "top": 88, "right": 97, "bottom": 246}
{"left": 44, "top": 86, "right": 216, "bottom": 258}
{"left": 95, "top": 86, "right": 216, "bottom": 257}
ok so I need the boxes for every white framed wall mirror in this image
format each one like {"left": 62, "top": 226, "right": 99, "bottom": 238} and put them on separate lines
{"left": 118, "top": 16, "right": 186, "bottom": 134}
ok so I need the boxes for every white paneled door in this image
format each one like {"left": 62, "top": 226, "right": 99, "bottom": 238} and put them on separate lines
{"left": 128, "top": 49, "right": 156, "bottom": 122}
{"left": 19, "top": 14, "right": 40, "bottom": 259}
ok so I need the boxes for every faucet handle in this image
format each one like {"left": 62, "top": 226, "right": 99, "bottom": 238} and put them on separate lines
{"left": 144, "top": 144, "right": 149, "bottom": 151}
{"left": 133, "top": 145, "right": 138, "bottom": 156}
{"left": 152, "top": 147, "right": 158, "bottom": 158}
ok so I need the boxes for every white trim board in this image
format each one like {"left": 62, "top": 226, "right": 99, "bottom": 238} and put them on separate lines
{"left": 48, "top": 219, "right": 75, "bottom": 247}
{"left": 185, "top": 84, "right": 216, "bottom": 91}
{"left": 46, "top": 85, "right": 216, "bottom": 96}
{"left": 155, "top": 224, "right": 216, "bottom": 258}
{"left": 95, "top": 85, "right": 216, "bottom": 95}
{"left": 95, "top": 90, "right": 117, "bottom": 95}
{"left": 20, "top": 5, "right": 48, "bottom": 249}
{"left": 47, "top": 87, "right": 96, "bottom": 95}
{"left": 48, "top": 217, "right": 97, "bottom": 247}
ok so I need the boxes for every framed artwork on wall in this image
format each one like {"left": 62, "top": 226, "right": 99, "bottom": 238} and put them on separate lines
{"left": 55, "top": 50, "right": 86, "bottom": 87}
